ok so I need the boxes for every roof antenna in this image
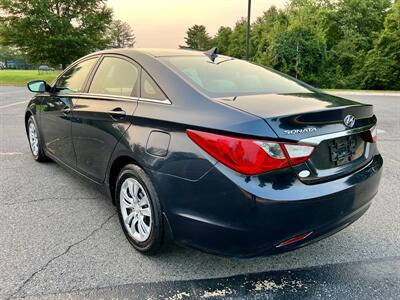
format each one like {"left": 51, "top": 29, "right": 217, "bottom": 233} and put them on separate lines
{"left": 204, "top": 47, "right": 218, "bottom": 62}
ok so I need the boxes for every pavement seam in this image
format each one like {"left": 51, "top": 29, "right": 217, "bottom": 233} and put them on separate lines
{"left": 6, "top": 212, "right": 117, "bottom": 300}
{"left": 13, "top": 256, "right": 400, "bottom": 300}
{"left": 2, "top": 197, "right": 99, "bottom": 206}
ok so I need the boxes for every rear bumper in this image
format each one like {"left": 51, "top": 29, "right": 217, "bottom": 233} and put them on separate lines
{"left": 151, "top": 154, "right": 383, "bottom": 257}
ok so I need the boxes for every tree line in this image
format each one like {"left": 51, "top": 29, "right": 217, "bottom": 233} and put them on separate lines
{"left": 1, "top": 0, "right": 398, "bottom": 90}
{"left": 0, "top": 0, "right": 135, "bottom": 68}
{"left": 184, "top": 0, "right": 400, "bottom": 90}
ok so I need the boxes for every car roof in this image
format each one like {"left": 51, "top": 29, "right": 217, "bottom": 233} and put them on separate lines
{"left": 95, "top": 48, "right": 204, "bottom": 58}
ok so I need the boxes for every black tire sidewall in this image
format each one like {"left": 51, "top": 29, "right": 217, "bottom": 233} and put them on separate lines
{"left": 115, "top": 164, "right": 164, "bottom": 254}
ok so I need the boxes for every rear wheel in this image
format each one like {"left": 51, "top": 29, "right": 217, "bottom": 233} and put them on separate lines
{"left": 116, "top": 164, "right": 164, "bottom": 255}
{"left": 27, "top": 116, "right": 49, "bottom": 162}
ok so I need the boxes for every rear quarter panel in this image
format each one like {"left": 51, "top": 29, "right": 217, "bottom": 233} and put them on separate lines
{"left": 111, "top": 96, "right": 278, "bottom": 182}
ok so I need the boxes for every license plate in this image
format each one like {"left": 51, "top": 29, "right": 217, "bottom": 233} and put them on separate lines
{"left": 329, "top": 135, "right": 357, "bottom": 166}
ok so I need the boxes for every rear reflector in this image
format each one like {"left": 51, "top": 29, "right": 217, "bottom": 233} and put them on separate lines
{"left": 276, "top": 231, "right": 313, "bottom": 248}
{"left": 186, "top": 129, "right": 315, "bottom": 175}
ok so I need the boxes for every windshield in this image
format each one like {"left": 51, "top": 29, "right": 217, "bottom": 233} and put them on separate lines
{"left": 160, "top": 56, "right": 313, "bottom": 97}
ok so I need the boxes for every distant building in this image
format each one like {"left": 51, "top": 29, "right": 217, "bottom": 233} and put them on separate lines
{"left": 5, "top": 59, "right": 35, "bottom": 69}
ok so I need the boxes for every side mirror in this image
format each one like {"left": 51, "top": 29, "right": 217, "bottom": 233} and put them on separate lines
{"left": 27, "top": 80, "right": 50, "bottom": 93}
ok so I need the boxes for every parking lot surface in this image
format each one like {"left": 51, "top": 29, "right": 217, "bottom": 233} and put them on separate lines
{"left": 0, "top": 87, "right": 399, "bottom": 299}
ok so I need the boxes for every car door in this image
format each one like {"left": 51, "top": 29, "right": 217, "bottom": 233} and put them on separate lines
{"left": 40, "top": 57, "right": 98, "bottom": 166}
{"left": 71, "top": 55, "right": 139, "bottom": 182}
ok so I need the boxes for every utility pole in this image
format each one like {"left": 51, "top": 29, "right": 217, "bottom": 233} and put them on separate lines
{"left": 246, "top": 0, "right": 251, "bottom": 60}
{"left": 295, "top": 41, "right": 299, "bottom": 79}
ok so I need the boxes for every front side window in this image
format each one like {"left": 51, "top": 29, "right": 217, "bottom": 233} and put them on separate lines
{"left": 141, "top": 70, "right": 166, "bottom": 100}
{"left": 160, "top": 56, "right": 313, "bottom": 97}
{"left": 55, "top": 58, "right": 97, "bottom": 94}
{"left": 89, "top": 57, "right": 139, "bottom": 97}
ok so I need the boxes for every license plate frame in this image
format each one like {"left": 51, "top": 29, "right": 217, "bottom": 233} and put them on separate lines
{"left": 329, "top": 135, "right": 357, "bottom": 166}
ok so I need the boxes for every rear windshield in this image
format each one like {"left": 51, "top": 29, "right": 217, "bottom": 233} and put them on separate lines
{"left": 159, "top": 56, "right": 313, "bottom": 97}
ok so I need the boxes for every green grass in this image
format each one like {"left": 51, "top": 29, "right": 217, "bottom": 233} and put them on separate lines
{"left": 0, "top": 70, "right": 60, "bottom": 86}
{"left": 323, "top": 89, "right": 400, "bottom": 93}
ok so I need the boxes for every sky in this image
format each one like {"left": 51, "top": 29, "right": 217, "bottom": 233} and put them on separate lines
{"left": 107, "top": 0, "right": 287, "bottom": 48}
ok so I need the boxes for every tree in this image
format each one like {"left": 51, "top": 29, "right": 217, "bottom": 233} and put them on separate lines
{"left": 184, "top": 25, "right": 211, "bottom": 51}
{"left": 252, "top": 6, "right": 288, "bottom": 65}
{"left": 273, "top": 28, "right": 326, "bottom": 84}
{"left": 333, "top": 0, "right": 391, "bottom": 42}
{"left": 212, "top": 26, "right": 232, "bottom": 54}
{"left": 0, "top": 45, "right": 24, "bottom": 67}
{"left": 108, "top": 19, "right": 135, "bottom": 48}
{"left": 360, "top": 0, "right": 400, "bottom": 89}
{"left": 227, "top": 19, "right": 248, "bottom": 59}
{"left": 322, "top": 0, "right": 392, "bottom": 87}
{"left": 181, "top": 0, "right": 397, "bottom": 90}
{"left": 254, "top": 1, "right": 326, "bottom": 84}
{"left": 0, "top": 0, "right": 113, "bottom": 68}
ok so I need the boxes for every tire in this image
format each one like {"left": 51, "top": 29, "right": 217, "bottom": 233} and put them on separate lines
{"left": 116, "top": 164, "right": 164, "bottom": 255}
{"left": 27, "top": 115, "right": 49, "bottom": 162}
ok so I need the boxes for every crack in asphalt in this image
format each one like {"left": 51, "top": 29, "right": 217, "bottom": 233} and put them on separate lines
{"left": 2, "top": 197, "right": 99, "bottom": 206}
{"left": 6, "top": 212, "right": 117, "bottom": 300}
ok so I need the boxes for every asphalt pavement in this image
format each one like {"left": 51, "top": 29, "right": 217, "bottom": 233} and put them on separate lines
{"left": 0, "top": 86, "right": 399, "bottom": 299}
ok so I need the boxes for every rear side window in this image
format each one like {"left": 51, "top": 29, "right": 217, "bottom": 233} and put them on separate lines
{"left": 141, "top": 70, "right": 166, "bottom": 100}
{"left": 55, "top": 58, "right": 97, "bottom": 94}
{"left": 89, "top": 57, "right": 139, "bottom": 97}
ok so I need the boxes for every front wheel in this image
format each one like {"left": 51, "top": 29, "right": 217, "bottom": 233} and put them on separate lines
{"left": 27, "top": 116, "right": 49, "bottom": 162}
{"left": 116, "top": 164, "right": 165, "bottom": 255}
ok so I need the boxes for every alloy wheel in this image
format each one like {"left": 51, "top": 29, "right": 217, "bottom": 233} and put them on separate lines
{"left": 119, "top": 178, "right": 152, "bottom": 242}
{"left": 28, "top": 121, "right": 39, "bottom": 156}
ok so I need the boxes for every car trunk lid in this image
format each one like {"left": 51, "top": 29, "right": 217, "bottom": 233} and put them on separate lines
{"left": 217, "top": 92, "right": 377, "bottom": 182}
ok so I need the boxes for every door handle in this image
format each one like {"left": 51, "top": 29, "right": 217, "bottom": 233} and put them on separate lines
{"left": 62, "top": 106, "right": 71, "bottom": 115}
{"left": 109, "top": 107, "right": 126, "bottom": 119}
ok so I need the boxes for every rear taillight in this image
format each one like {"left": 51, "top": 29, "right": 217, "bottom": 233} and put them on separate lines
{"left": 282, "top": 144, "right": 315, "bottom": 165}
{"left": 187, "top": 129, "right": 315, "bottom": 175}
{"left": 370, "top": 125, "right": 377, "bottom": 143}
{"left": 361, "top": 124, "right": 377, "bottom": 143}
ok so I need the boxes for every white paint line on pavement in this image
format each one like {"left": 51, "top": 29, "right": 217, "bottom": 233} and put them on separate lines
{"left": 377, "top": 129, "right": 386, "bottom": 134}
{"left": 0, "top": 100, "right": 28, "bottom": 109}
{"left": 0, "top": 152, "right": 24, "bottom": 155}
{"left": 0, "top": 90, "right": 28, "bottom": 94}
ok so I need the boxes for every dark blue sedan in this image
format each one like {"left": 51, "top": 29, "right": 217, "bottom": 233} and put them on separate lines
{"left": 25, "top": 48, "right": 382, "bottom": 257}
